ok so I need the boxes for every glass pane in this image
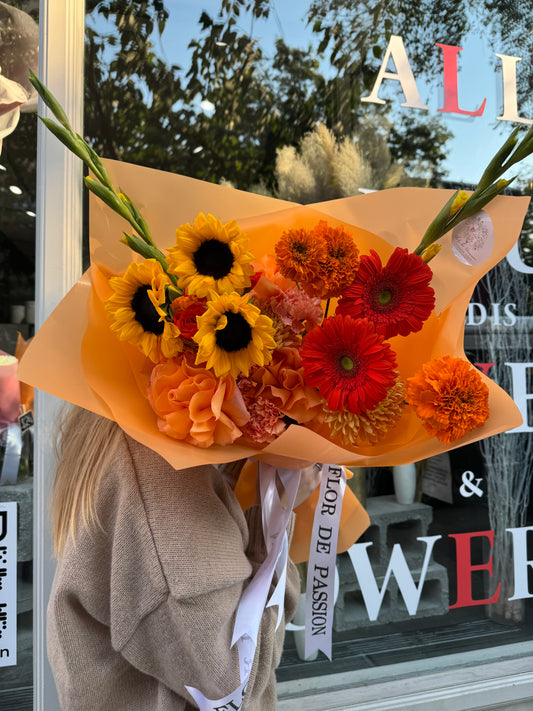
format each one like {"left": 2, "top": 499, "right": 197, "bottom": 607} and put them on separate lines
{"left": 0, "top": 2, "right": 38, "bottom": 710}
{"left": 83, "top": 0, "right": 533, "bottom": 701}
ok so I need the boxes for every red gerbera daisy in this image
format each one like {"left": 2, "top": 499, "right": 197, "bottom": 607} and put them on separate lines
{"left": 336, "top": 247, "right": 435, "bottom": 339}
{"left": 300, "top": 315, "right": 397, "bottom": 414}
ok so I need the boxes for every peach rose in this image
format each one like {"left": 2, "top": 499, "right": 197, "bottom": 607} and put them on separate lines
{"left": 251, "top": 347, "right": 324, "bottom": 424}
{"left": 148, "top": 356, "right": 250, "bottom": 448}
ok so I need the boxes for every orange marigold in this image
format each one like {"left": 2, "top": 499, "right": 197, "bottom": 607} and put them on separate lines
{"left": 305, "top": 221, "right": 360, "bottom": 299}
{"left": 275, "top": 227, "right": 327, "bottom": 284}
{"left": 406, "top": 356, "right": 489, "bottom": 444}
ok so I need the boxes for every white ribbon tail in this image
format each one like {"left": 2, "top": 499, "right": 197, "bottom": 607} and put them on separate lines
{"left": 185, "top": 679, "right": 247, "bottom": 711}
{"left": 266, "top": 532, "right": 288, "bottom": 629}
{"left": 305, "top": 464, "right": 346, "bottom": 661}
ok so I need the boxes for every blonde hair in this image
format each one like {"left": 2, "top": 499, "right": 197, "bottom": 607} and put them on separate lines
{"left": 52, "top": 406, "right": 123, "bottom": 557}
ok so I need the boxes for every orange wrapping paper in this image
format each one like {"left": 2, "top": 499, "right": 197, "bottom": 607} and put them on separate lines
{"left": 17, "top": 159, "right": 528, "bottom": 558}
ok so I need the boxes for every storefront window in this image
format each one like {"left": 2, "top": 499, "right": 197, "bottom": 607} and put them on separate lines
{"left": 77, "top": 0, "right": 533, "bottom": 707}
{"left": 0, "top": 2, "right": 38, "bottom": 710}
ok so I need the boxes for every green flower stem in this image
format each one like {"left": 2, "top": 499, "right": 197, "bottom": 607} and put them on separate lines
{"left": 29, "top": 70, "right": 71, "bottom": 130}
{"left": 414, "top": 126, "right": 533, "bottom": 255}
{"left": 414, "top": 190, "right": 460, "bottom": 255}
{"left": 120, "top": 234, "right": 178, "bottom": 288}
{"left": 30, "top": 71, "right": 171, "bottom": 273}
{"left": 474, "top": 128, "right": 519, "bottom": 194}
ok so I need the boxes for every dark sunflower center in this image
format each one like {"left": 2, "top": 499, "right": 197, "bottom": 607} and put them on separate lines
{"left": 131, "top": 285, "right": 164, "bottom": 335}
{"left": 193, "top": 239, "right": 234, "bottom": 279}
{"left": 378, "top": 288, "right": 393, "bottom": 305}
{"left": 216, "top": 311, "right": 253, "bottom": 352}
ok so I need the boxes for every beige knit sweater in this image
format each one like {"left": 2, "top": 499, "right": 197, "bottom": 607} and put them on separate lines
{"left": 47, "top": 433, "right": 300, "bottom": 710}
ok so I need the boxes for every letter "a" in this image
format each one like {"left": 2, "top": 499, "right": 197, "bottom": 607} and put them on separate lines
{"left": 361, "top": 35, "right": 429, "bottom": 111}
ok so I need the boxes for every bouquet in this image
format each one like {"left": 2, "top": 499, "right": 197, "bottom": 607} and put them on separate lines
{"left": 18, "top": 73, "right": 531, "bottom": 473}
{"left": 16, "top": 74, "right": 533, "bottom": 692}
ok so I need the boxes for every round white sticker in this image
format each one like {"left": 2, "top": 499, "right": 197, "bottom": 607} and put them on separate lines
{"left": 451, "top": 210, "right": 494, "bottom": 266}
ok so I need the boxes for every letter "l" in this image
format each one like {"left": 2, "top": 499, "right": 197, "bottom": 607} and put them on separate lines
{"left": 496, "top": 54, "right": 533, "bottom": 125}
{"left": 436, "top": 43, "right": 486, "bottom": 116}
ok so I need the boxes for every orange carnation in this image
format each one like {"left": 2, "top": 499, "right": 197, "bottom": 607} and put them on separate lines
{"left": 406, "top": 356, "right": 489, "bottom": 444}
{"left": 251, "top": 346, "right": 324, "bottom": 423}
{"left": 148, "top": 355, "right": 250, "bottom": 448}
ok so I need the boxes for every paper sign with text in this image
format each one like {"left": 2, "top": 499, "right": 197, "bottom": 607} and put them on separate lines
{"left": 0, "top": 502, "right": 17, "bottom": 667}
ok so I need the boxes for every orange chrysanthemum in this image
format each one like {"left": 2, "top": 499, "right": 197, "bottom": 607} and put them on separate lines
{"left": 304, "top": 221, "right": 360, "bottom": 299}
{"left": 406, "top": 356, "right": 489, "bottom": 444}
{"left": 275, "top": 227, "right": 327, "bottom": 284}
{"left": 324, "top": 379, "right": 406, "bottom": 446}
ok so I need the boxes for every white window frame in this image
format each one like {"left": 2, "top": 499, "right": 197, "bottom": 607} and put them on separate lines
{"left": 34, "top": 1, "right": 84, "bottom": 709}
{"left": 33, "top": 1, "right": 533, "bottom": 708}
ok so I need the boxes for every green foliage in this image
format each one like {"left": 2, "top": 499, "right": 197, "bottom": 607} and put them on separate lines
{"left": 83, "top": 0, "right": 468, "bottom": 190}
{"left": 308, "top": 0, "right": 470, "bottom": 79}
{"left": 388, "top": 116, "right": 453, "bottom": 183}
{"left": 85, "top": 0, "right": 188, "bottom": 170}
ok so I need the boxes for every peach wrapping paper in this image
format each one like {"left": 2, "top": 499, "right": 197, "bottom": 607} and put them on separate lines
{"left": 17, "top": 159, "right": 528, "bottom": 558}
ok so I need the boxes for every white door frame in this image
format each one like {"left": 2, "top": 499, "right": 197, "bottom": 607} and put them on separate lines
{"left": 34, "top": 1, "right": 84, "bottom": 709}
{"left": 33, "top": 2, "right": 533, "bottom": 709}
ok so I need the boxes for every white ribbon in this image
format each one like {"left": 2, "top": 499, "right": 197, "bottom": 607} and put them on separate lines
{"left": 304, "top": 464, "right": 346, "bottom": 660}
{"left": 186, "top": 462, "right": 300, "bottom": 711}
{"left": 0, "top": 424, "right": 21, "bottom": 486}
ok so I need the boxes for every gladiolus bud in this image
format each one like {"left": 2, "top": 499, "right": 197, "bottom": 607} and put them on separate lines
{"left": 421, "top": 244, "right": 442, "bottom": 263}
{"left": 450, "top": 190, "right": 469, "bottom": 216}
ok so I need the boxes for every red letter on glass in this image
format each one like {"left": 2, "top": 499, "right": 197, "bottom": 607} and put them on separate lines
{"left": 448, "top": 530, "right": 501, "bottom": 608}
{"left": 436, "top": 43, "right": 486, "bottom": 116}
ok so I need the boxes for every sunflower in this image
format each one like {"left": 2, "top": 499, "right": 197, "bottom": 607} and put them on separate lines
{"left": 275, "top": 227, "right": 327, "bottom": 285}
{"left": 301, "top": 315, "right": 397, "bottom": 414}
{"left": 193, "top": 291, "right": 277, "bottom": 378}
{"left": 105, "top": 259, "right": 183, "bottom": 362}
{"left": 337, "top": 247, "right": 435, "bottom": 339}
{"left": 167, "top": 212, "right": 255, "bottom": 297}
{"left": 406, "top": 355, "right": 489, "bottom": 444}
{"left": 323, "top": 379, "right": 406, "bottom": 446}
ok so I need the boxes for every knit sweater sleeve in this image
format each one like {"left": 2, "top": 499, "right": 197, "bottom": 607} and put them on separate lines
{"left": 48, "top": 432, "right": 299, "bottom": 711}
{"left": 111, "top": 435, "right": 299, "bottom": 709}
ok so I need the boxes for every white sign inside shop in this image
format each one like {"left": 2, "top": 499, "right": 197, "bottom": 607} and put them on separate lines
{"left": 0, "top": 502, "right": 17, "bottom": 667}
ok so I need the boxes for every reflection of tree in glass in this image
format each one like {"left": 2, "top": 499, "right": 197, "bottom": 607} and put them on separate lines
{"left": 273, "top": 122, "right": 399, "bottom": 203}
{"left": 84, "top": 0, "right": 453, "bottom": 190}
{"left": 474, "top": 259, "right": 533, "bottom": 623}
